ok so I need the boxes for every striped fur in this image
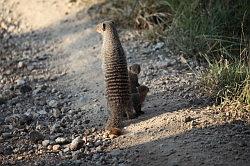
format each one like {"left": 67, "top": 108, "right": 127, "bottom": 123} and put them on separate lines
{"left": 96, "top": 21, "right": 135, "bottom": 130}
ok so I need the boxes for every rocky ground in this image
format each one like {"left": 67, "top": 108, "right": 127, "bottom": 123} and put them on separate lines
{"left": 0, "top": 0, "right": 250, "bottom": 166}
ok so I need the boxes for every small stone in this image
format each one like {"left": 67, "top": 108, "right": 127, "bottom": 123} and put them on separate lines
{"left": 47, "top": 145, "right": 52, "bottom": 150}
{"left": 16, "top": 79, "right": 26, "bottom": 86}
{"left": 42, "top": 140, "right": 50, "bottom": 147}
{"left": 70, "top": 136, "right": 83, "bottom": 151}
{"left": 51, "top": 88, "right": 57, "bottom": 93}
{"left": 17, "top": 156, "right": 23, "bottom": 160}
{"left": 29, "top": 131, "right": 44, "bottom": 142}
{"left": 63, "top": 147, "right": 70, "bottom": 153}
{"left": 17, "top": 61, "right": 25, "bottom": 68}
{"left": 5, "top": 70, "right": 12, "bottom": 75}
{"left": 52, "top": 144, "right": 61, "bottom": 151}
{"left": 53, "top": 109, "right": 61, "bottom": 118}
{"left": 48, "top": 100, "right": 58, "bottom": 108}
{"left": 55, "top": 137, "right": 69, "bottom": 144}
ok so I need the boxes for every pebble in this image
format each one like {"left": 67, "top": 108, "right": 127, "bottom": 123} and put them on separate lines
{"left": 55, "top": 137, "right": 68, "bottom": 144}
{"left": 48, "top": 100, "right": 58, "bottom": 108}
{"left": 17, "top": 156, "right": 23, "bottom": 160}
{"left": 17, "top": 61, "right": 25, "bottom": 68}
{"left": 52, "top": 144, "right": 61, "bottom": 151}
{"left": 16, "top": 79, "right": 26, "bottom": 86}
{"left": 70, "top": 136, "right": 83, "bottom": 151}
{"left": 42, "top": 140, "right": 50, "bottom": 147}
{"left": 47, "top": 145, "right": 52, "bottom": 150}
{"left": 53, "top": 108, "right": 61, "bottom": 118}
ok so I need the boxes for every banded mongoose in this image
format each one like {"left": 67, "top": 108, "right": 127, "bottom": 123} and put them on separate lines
{"left": 131, "top": 85, "right": 149, "bottom": 116}
{"left": 96, "top": 20, "right": 136, "bottom": 135}
{"left": 128, "top": 64, "right": 141, "bottom": 93}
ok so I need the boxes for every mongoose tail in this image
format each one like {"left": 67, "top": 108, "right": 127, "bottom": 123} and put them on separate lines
{"left": 109, "top": 127, "right": 122, "bottom": 136}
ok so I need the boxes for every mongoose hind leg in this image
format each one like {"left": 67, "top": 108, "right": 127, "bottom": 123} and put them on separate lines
{"left": 134, "top": 104, "right": 145, "bottom": 116}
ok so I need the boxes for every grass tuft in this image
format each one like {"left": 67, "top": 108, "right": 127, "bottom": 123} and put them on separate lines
{"left": 88, "top": 0, "right": 250, "bottom": 107}
{"left": 202, "top": 59, "right": 250, "bottom": 105}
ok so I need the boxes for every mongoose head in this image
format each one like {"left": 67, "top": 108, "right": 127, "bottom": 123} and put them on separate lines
{"left": 96, "top": 20, "right": 116, "bottom": 35}
{"left": 129, "top": 64, "right": 141, "bottom": 74}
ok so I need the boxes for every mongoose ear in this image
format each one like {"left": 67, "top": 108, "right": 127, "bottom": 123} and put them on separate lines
{"left": 102, "top": 23, "right": 106, "bottom": 31}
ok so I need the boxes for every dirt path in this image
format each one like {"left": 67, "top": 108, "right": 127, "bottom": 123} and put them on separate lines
{"left": 1, "top": 0, "right": 250, "bottom": 166}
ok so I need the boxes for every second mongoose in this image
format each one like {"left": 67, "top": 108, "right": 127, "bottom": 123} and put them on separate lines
{"left": 131, "top": 85, "right": 149, "bottom": 116}
{"left": 96, "top": 20, "right": 136, "bottom": 135}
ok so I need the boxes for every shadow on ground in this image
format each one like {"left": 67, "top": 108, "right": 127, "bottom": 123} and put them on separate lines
{"left": 117, "top": 120, "right": 250, "bottom": 166}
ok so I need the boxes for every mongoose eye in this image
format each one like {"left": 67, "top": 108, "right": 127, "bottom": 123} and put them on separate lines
{"left": 102, "top": 23, "right": 106, "bottom": 31}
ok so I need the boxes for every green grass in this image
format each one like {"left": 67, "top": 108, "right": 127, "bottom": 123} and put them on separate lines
{"left": 92, "top": 0, "right": 250, "bottom": 106}
{"left": 165, "top": 0, "right": 249, "bottom": 59}
{"left": 202, "top": 59, "right": 250, "bottom": 105}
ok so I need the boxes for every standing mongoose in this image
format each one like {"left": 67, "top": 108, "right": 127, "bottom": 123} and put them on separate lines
{"left": 131, "top": 85, "right": 149, "bottom": 116}
{"left": 128, "top": 64, "right": 141, "bottom": 93}
{"left": 96, "top": 20, "right": 136, "bottom": 135}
